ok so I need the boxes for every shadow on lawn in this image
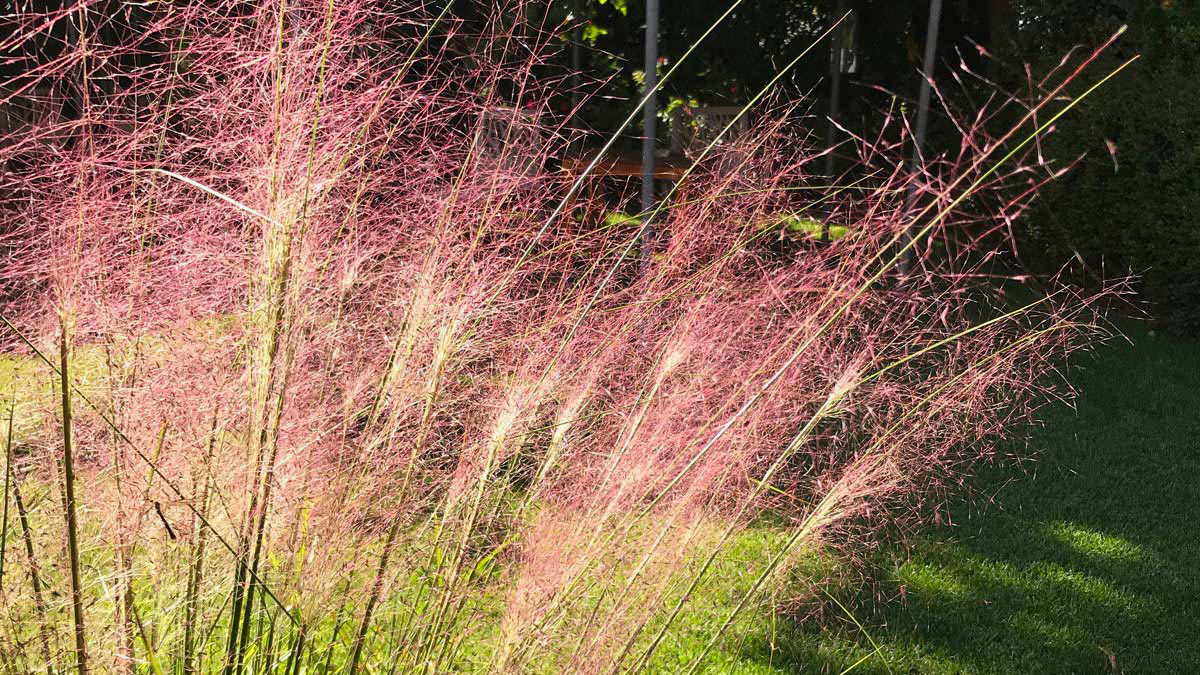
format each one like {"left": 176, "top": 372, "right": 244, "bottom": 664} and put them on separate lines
{"left": 739, "top": 325, "right": 1200, "bottom": 675}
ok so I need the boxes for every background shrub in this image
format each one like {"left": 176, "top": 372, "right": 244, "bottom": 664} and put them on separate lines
{"left": 1017, "top": 0, "right": 1200, "bottom": 332}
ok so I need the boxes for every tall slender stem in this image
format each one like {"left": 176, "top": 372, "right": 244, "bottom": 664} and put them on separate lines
{"left": 1, "top": 397, "right": 12, "bottom": 594}
{"left": 10, "top": 454, "right": 53, "bottom": 674}
{"left": 59, "top": 321, "right": 89, "bottom": 675}
{"left": 184, "top": 412, "right": 219, "bottom": 675}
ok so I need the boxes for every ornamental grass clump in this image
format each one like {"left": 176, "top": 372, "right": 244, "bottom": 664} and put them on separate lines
{"left": 0, "top": 1, "right": 1128, "bottom": 673}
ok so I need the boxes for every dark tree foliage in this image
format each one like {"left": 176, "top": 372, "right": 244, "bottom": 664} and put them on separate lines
{"left": 556, "top": 0, "right": 1004, "bottom": 141}
{"left": 1015, "top": 0, "right": 1200, "bottom": 332}
{"left": 556, "top": 0, "right": 1197, "bottom": 330}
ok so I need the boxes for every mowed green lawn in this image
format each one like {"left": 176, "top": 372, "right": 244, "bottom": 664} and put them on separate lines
{"left": 754, "top": 325, "right": 1200, "bottom": 674}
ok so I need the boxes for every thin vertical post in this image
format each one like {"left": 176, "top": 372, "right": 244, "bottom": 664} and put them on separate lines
{"left": 640, "top": 0, "right": 660, "bottom": 263}
{"left": 570, "top": 0, "right": 582, "bottom": 117}
{"left": 898, "top": 0, "right": 942, "bottom": 278}
{"left": 822, "top": 0, "right": 847, "bottom": 242}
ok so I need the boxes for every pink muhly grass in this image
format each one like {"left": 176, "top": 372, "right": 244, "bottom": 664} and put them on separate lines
{"left": 0, "top": 1, "right": 1132, "bottom": 673}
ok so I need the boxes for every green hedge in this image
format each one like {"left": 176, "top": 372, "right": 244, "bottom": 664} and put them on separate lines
{"left": 1020, "top": 1, "right": 1200, "bottom": 332}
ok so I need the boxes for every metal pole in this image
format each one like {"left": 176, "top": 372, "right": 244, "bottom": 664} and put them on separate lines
{"left": 822, "top": 0, "right": 847, "bottom": 243}
{"left": 570, "top": 0, "right": 582, "bottom": 117}
{"left": 898, "top": 0, "right": 942, "bottom": 279}
{"left": 640, "top": 0, "right": 660, "bottom": 263}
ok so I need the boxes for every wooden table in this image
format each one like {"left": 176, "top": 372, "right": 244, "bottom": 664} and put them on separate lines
{"left": 557, "top": 147, "right": 690, "bottom": 225}
{"left": 560, "top": 147, "right": 690, "bottom": 181}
